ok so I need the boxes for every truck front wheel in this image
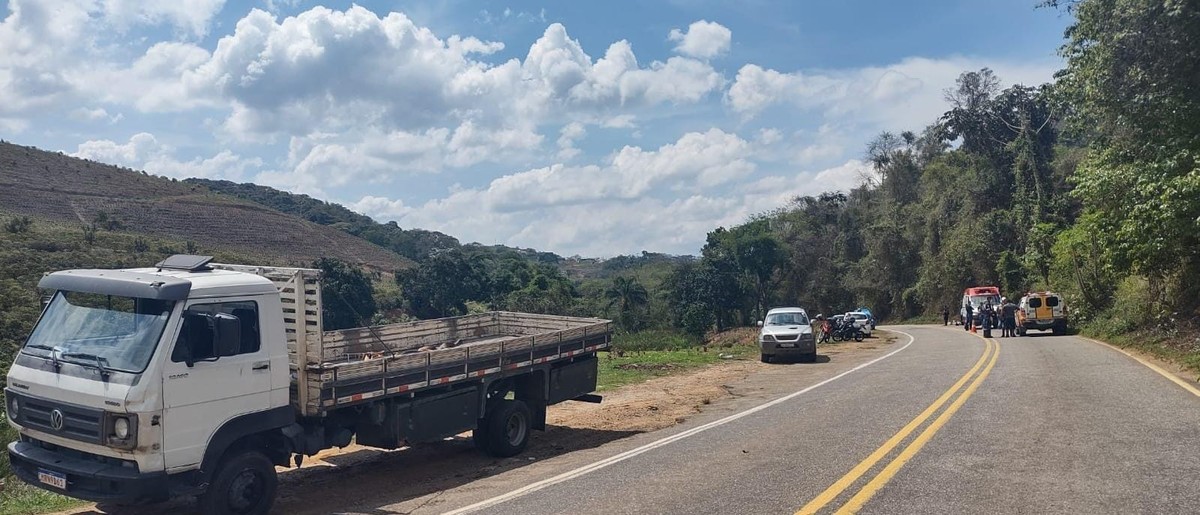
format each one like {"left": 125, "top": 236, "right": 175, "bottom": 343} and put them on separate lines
{"left": 482, "top": 399, "right": 532, "bottom": 457}
{"left": 199, "top": 450, "right": 278, "bottom": 515}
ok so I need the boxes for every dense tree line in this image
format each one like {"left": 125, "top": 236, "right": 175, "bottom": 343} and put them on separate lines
{"left": 656, "top": 0, "right": 1200, "bottom": 336}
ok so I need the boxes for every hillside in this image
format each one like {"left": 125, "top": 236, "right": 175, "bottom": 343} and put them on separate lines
{"left": 188, "top": 178, "right": 463, "bottom": 263}
{"left": 187, "top": 178, "right": 567, "bottom": 265}
{"left": 0, "top": 142, "right": 412, "bottom": 270}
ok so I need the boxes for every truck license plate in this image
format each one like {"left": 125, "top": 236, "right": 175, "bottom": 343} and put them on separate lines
{"left": 37, "top": 469, "right": 66, "bottom": 490}
{"left": 778, "top": 343, "right": 795, "bottom": 348}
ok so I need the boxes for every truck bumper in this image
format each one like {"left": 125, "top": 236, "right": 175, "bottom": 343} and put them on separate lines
{"left": 762, "top": 340, "right": 817, "bottom": 357}
{"left": 1023, "top": 319, "right": 1065, "bottom": 331}
{"left": 8, "top": 441, "right": 170, "bottom": 504}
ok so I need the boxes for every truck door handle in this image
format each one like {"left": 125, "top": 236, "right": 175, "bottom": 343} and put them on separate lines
{"left": 252, "top": 361, "right": 270, "bottom": 371}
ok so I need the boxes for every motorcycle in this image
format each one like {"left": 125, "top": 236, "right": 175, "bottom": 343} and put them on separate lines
{"left": 831, "top": 320, "right": 865, "bottom": 342}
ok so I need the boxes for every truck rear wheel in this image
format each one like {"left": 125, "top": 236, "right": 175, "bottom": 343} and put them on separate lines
{"left": 482, "top": 399, "right": 531, "bottom": 457}
{"left": 198, "top": 450, "right": 277, "bottom": 515}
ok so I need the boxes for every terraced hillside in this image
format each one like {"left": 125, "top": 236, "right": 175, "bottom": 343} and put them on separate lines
{"left": 0, "top": 142, "right": 412, "bottom": 270}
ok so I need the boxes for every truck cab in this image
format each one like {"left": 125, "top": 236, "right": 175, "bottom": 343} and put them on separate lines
{"left": 7, "top": 256, "right": 612, "bottom": 514}
{"left": 757, "top": 307, "right": 815, "bottom": 363}
{"left": 6, "top": 255, "right": 291, "bottom": 507}
{"left": 960, "top": 286, "right": 1001, "bottom": 324}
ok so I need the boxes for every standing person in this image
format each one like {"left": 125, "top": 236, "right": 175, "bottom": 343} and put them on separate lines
{"left": 1001, "top": 297, "right": 1019, "bottom": 337}
{"left": 942, "top": 308, "right": 950, "bottom": 326}
{"left": 982, "top": 303, "right": 993, "bottom": 332}
{"left": 963, "top": 303, "right": 974, "bottom": 331}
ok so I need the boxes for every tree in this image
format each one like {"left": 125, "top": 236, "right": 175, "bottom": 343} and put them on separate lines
{"left": 664, "top": 262, "right": 716, "bottom": 339}
{"left": 315, "top": 258, "right": 377, "bottom": 331}
{"left": 1055, "top": 0, "right": 1200, "bottom": 314}
{"left": 996, "top": 251, "right": 1027, "bottom": 297}
{"left": 604, "top": 276, "right": 649, "bottom": 331}
{"left": 397, "top": 249, "right": 484, "bottom": 319}
{"left": 941, "top": 68, "right": 1002, "bottom": 157}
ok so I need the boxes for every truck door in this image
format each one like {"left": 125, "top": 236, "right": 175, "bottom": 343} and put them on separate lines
{"left": 1046, "top": 295, "right": 1064, "bottom": 319}
{"left": 161, "top": 299, "right": 272, "bottom": 472}
{"left": 1031, "top": 295, "right": 1052, "bottom": 321}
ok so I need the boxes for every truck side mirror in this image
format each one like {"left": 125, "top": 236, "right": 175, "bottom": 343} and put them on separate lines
{"left": 756, "top": 320, "right": 763, "bottom": 327}
{"left": 213, "top": 313, "right": 242, "bottom": 358}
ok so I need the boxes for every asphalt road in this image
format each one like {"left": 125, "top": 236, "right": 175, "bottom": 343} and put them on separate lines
{"left": 428, "top": 326, "right": 1200, "bottom": 514}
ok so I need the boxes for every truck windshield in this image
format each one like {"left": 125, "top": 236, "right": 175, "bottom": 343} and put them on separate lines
{"left": 765, "top": 313, "right": 808, "bottom": 325}
{"left": 22, "top": 291, "right": 175, "bottom": 374}
{"left": 968, "top": 295, "right": 1000, "bottom": 309}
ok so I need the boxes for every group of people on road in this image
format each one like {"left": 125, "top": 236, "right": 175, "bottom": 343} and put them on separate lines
{"left": 943, "top": 297, "right": 1021, "bottom": 337}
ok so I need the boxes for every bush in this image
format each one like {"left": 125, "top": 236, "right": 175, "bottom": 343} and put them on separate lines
{"left": 3, "top": 217, "right": 31, "bottom": 234}
{"left": 611, "top": 330, "right": 697, "bottom": 353}
{"left": 82, "top": 224, "right": 97, "bottom": 245}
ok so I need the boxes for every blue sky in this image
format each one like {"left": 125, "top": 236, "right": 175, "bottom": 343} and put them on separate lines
{"left": 0, "top": 0, "right": 1072, "bottom": 257}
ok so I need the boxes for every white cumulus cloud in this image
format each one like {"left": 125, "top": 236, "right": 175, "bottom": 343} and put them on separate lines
{"left": 726, "top": 56, "right": 1059, "bottom": 129}
{"left": 72, "top": 132, "right": 262, "bottom": 181}
{"left": 668, "top": 20, "right": 732, "bottom": 59}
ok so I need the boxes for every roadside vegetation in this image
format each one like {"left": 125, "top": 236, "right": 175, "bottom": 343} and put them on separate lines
{"left": 0, "top": 0, "right": 1199, "bottom": 510}
{"left": 597, "top": 328, "right": 760, "bottom": 390}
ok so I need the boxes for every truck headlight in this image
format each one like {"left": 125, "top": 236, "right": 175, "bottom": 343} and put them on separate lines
{"left": 760, "top": 334, "right": 775, "bottom": 342}
{"left": 105, "top": 413, "right": 137, "bottom": 449}
{"left": 113, "top": 417, "right": 130, "bottom": 439}
{"left": 9, "top": 397, "right": 18, "bottom": 418}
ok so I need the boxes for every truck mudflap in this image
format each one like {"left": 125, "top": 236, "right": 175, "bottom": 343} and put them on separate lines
{"left": 7, "top": 440, "right": 170, "bottom": 504}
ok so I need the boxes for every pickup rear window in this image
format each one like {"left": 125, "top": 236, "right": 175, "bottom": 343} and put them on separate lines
{"left": 1028, "top": 298, "right": 1043, "bottom": 308}
{"left": 1046, "top": 297, "right": 1060, "bottom": 307}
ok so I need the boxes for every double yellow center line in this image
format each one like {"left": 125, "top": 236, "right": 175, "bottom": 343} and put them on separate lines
{"left": 797, "top": 337, "right": 1000, "bottom": 515}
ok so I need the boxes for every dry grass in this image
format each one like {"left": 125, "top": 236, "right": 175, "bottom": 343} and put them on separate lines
{"left": 0, "top": 142, "right": 411, "bottom": 271}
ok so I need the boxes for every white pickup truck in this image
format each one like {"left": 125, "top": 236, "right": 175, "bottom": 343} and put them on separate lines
{"left": 6, "top": 256, "right": 611, "bottom": 514}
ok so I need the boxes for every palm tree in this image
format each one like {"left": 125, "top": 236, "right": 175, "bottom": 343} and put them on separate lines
{"left": 605, "top": 276, "right": 649, "bottom": 330}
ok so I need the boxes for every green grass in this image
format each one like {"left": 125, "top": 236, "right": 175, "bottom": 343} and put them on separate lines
{"left": 599, "top": 328, "right": 759, "bottom": 391}
{"left": 597, "top": 347, "right": 757, "bottom": 390}
{"left": 609, "top": 330, "right": 698, "bottom": 353}
{"left": 0, "top": 482, "right": 81, "bottom": 515}
{"left": 1081, "top": 326, "right": 1200, "bottom": 380}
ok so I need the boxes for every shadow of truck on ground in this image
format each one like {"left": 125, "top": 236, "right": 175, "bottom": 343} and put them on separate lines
{"left": 87, "top": 425, "right": 639, "bottom": 515}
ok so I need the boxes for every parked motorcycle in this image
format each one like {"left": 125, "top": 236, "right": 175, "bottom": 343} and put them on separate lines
{"left": 831, "top": 319, "right": 865, "bottom": 342}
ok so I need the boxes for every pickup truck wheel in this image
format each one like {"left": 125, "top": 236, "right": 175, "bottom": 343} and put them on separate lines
{"left": 760, "top": 354, "right": 772, "bottom": 363}
{"left": 854, "top": 332, "right": 864, "bottom": 342}
{"left": 198, "top": 450, "right": 277, "bottom": 515}
{"left": 483, "top": 400, "right": 531, "bottom": 457}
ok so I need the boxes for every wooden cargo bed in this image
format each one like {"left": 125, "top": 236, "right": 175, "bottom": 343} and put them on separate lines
{"left": 211, "top": 263, "right": 612, "bottom": 417}
{"left": 299, "top": 312, "right": 611, "bottom": 415}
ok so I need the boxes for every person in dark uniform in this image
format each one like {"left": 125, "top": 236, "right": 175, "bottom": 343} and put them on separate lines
{"left": 964, "top": 303, "right": 974, "bottom": 331}
{"left": 1001, "top": 297, "right": 1019, "bottom": 337}
{"left": 942, "top": 308, "right": 950, "bottom": 326}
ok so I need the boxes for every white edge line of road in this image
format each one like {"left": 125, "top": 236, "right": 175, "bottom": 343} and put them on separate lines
{"left": 1081, "top": 336, "right": 1200, "bottom": 398}
{"left": 440, "top": 329, "right": 919, "bottom": 515}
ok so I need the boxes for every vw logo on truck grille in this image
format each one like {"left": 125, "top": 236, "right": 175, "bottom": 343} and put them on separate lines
{"left": 49, "top": 409, "right": 64, "bottom": 431}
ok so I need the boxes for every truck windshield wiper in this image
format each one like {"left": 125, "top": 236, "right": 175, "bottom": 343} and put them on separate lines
{"left": 24, "top": 344, "right": 63, "bottom": 371}
{"left": 59, "top": 352, "right": 113, "bottom": 380}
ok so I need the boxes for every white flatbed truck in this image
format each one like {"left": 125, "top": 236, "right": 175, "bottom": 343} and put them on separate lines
{"left": 5, "top": 255, "right": 611, "bottom": 514}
